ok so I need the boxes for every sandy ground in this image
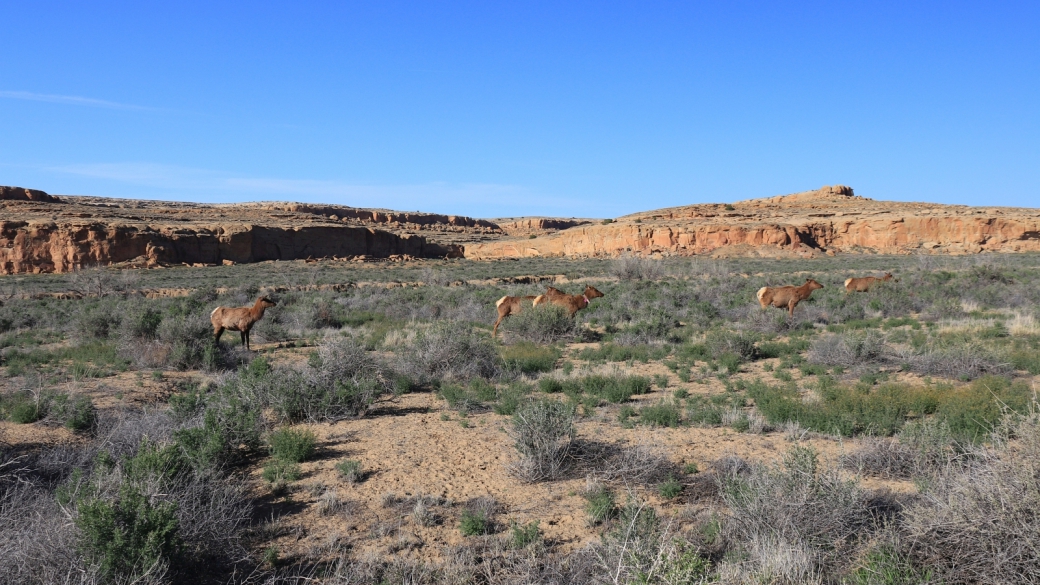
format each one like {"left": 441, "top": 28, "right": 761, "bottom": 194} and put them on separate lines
{"left": 0, "top": 338, "right": 937, "bottom": 565}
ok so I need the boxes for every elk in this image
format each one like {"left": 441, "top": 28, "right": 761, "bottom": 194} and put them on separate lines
{"left": 533, "top": 285, "right": 604, "bottom": 315}
{"left": 492, "top": 295, "right": 539, "bottom": 337}
{"left": 844, "top": 272, "right": 895, "bottom": 293}
{"left": 211, "top": 296, "right": 277, "bottom": 350}
{"left": 756, "top": 279, "right": 824, "bottom": 316}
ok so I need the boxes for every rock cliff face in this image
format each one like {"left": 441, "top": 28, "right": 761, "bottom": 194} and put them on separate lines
{"left": 3, "top": 184, "right": 1039, "bottom": 274}
{"left": 0, "top": 190, "right": 468, "bottom": 274}
{"left": 0, "top": 186, "right": 61, "bottom": 203}
{"left": 466, "top": 186, "right": 1040, "bottom": 259}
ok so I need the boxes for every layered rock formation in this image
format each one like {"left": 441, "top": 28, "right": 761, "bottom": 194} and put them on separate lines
{"left": 0, "top": 186, "right": 61, "bottom": 203}
{"left": 0, "top": 190, "right": 480, "bottom": 274}
{"left": 466, "top": 186, "right": 1040, "bottom": 259}
{"left": 3, "top": 184, "right": 1039, "bottom": 274}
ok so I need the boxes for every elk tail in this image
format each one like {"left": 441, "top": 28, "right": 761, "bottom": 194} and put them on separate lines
{"left": 756, "top": 287, "right": 768, "bottom": 302}
{"left": 843, "top": 278, "right": 853, "bottom": 288}
{"left": 533, "top": 295, "right": 544, "bottom": 306}
{"left": 495, "top": 296, "right": 508, "bottom": 308}
{"left": 210, "top": 307, "right": 220, "bottom": 317}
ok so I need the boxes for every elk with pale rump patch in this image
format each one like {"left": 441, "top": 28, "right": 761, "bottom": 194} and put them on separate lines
{"left": 492, "top": 295, "right": 539, "bottom": 337}
{"left": 844, "top": 272, "right": 895, "bottom": 293}
{"left": 211, "top": 296, "right": 277, "bottom": 350}
{"left": 756, "top": 279, "right": 824, "bottom": 316}
{"left": 533, "top": 285, "right": 604, "bottom": 315}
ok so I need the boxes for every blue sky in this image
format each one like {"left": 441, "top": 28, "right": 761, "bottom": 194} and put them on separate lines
{"left": 1, "top": 1, "right": 1037, "bottom": 218}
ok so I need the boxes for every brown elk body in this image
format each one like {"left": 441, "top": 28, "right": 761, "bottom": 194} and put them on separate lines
{"left": 756, "top": 279, "right": 824, "bottom": 316}
{"left": 210, "top": 296, "right": 277, "bottom": 350}
{"left": 492, "top": 295, "right": 538, "bottom": 337}
{"left": 844, "top": 272, "right": 894, "bottom": 293}
{"left": 533, "top": 285, "right": 604, "bottom": 315}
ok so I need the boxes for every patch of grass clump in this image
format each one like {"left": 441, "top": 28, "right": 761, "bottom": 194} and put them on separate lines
{"left": 268, "top": 428, "right": 317, "bottom": 463}
{"left": 335, "top": 459, "right": 363, "bottom": 483}
{"left": 262, "top": 460, "right": 302, "bottom": 484}
{"left": 501, "top": 342, "right": 560, "bottom": 374}
{"left": 639, "top": 400, "right": 682, "bottom": 428}
{"left": 509, "top": 520, "right": 541, "bottom": 548}
{"left": 584, "top": 484, "right": 617, "bottom": 525}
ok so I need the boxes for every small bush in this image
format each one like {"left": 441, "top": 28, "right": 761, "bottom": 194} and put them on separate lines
{"left": 808, "top": 331, "right": 886, "bottom": 368}
{"left": 268, "top": 428, "right": 317, "bottom": 463}
{"left": 401, "top": 321, "right": 500, "bottom": 382}
{"left": 508, "top": 400, "right": 576, "bottom": 482}
{"left": 56, "top": 394, "right": 97, "bottom": 432}
{"left": 262, "top": 460, "right": 302, "bottom": 484}
{"left": 658, "top": 476, "right": 683, "bottom": 499}
{"left": 501, "top": 304, "right": 576, "bottom": 344}
{"left": 76, "top": 483, "right": 182, "bottom": 581}
{"left": 639, "top": 401, "right": 682, "bottom": 428}
{"left": 336, "top": 459, "right": 363, "bottom": 483}
{"left": 501, "top": 342, "right": 560, "bottom": 374}
{"left": 584, "top": 484, "right": 617, "bottom": 525}
{"left": 611, "top": 256, "right": 664, "bottom": 281}
{"left": 509, "top": 520, "right": 541, "bottom": 548}
{"left": 459, "top": 510, "right": 489, "bottom": 536}
{"left": 4, "top": 391, "right": 48, "bottom": 424}
{"left": 705, "top": 330, "right": 759, "bottom": 362}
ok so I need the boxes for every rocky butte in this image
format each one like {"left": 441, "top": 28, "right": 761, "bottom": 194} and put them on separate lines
{"left": 2, "top": 184, "right": 1039, "bottom": 274}
{"left": 466, "top": 185, "right": 1040, "bottom": 259}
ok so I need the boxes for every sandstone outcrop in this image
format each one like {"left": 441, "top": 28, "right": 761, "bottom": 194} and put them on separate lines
{"left": 0, "top": 186, "right": 61, "bottom": 203}
{"left": 0, "top": 189, "right": 470, "bottom": 274}
{"left": 465, "top": 186, "right": 1040, "bottom": 259}
{"left": 496, "top": 217, "right": 592, "bottom": 237}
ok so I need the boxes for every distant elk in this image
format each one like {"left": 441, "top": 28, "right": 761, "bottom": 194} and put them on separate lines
{"left": 757, "top": 279, "right": 824, "bottom": 316}
{"left": 533, "top": 285, "right": 605, "bottom": 315}
{"left": 844, "top": 273, "right": 895, "bottom": 293}
{"left": 211, "top": 296, "right": 277, "bottom": 350}
{"left": 492, "top": 294, "right": 539, "bottom": 337}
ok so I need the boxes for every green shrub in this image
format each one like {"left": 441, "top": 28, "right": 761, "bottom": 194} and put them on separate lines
{"left": 584, "top": 484, "right": 617, "bottom": 525}
{"left": 579, "top": 374, "right": 652, "bottom": 403}
{"left": 847, "top": 545, "right": 933, "bottom": 585}
{"left": 57, "top": 394, "right": 97, "bottom": 432}
{"left": 459, "top": 509, "right": 489, "bottom": 536}
{"left": 658, "top": 476, "right": 683, "bottom": 499}
{"left": 686, "top": 397, "right": 724, "bottom": 426}
{"left": 639, "top": 401, "right": 682, "bottom": 428}
{"left": 1010, "top": 349, "right": 1040, "bottom": 375}
{"left": 335, "top": 459, "right": 363, "bottom": 483}
{"left": 4, "top": 392, "right": 48, "bottom": 424}
{"left": 501, "top": 304, "right": 576, "bottom": 344}
{"left": 509, "top": 520, "right": 541, "bottom": 548}
{"left": 268, "top": 427, "right": 317, "bottom": 463}
{"left": 539, "top": 378, "right": 564, "bottom": 393}
{"left": 262, "top": 460, "right": 302, "bottom": 484}
{"left": 76, "top": 483, "right": 182, "bottom": 581}
{"left": 501, "top": 342, "right": 560, "bottom": 374}
{"left": 493, "top": 382, "right": 531, "bottom": 415}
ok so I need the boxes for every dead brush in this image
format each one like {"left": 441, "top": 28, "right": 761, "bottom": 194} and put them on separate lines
{"left": 903, "top": 407, "right": 1040, "bottom": 584}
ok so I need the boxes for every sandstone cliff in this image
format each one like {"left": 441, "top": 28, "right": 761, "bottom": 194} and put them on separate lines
{"left": 465, "top": 186, "right": 1040, "bottom": 259}
{"left": 0, "top": 186, "right": 61, "bottom": 203}
{"left": 0, "top": 190, "right": 476, "bottom": 274}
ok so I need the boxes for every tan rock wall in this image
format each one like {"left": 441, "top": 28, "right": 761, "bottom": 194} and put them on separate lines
{"left": 0, "top": 221, "right": 460, "bottom": 274}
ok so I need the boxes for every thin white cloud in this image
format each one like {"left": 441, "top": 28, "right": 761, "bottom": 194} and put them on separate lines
{"left": 0, "top": 90, "right": 153, "bottom": 111}
{"left": 46, "top": 162, "right": 592, "bottom": 217}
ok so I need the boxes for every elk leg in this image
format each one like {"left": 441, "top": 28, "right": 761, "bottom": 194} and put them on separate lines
{"left": 214, "top": 327, "right": 225, "bottom": 344}
{"left": 788, "top": 299, "right": 797, "bottom": 317}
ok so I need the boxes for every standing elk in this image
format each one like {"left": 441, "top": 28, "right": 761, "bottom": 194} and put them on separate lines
{"left": 211, "top": 296, "right": 277, "bottom": 350}
{"left": 757, "top": 279, "right": 824, "bottom": 316}
{"left": 844, "top": 272, "right": 895, "bottom": 293}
